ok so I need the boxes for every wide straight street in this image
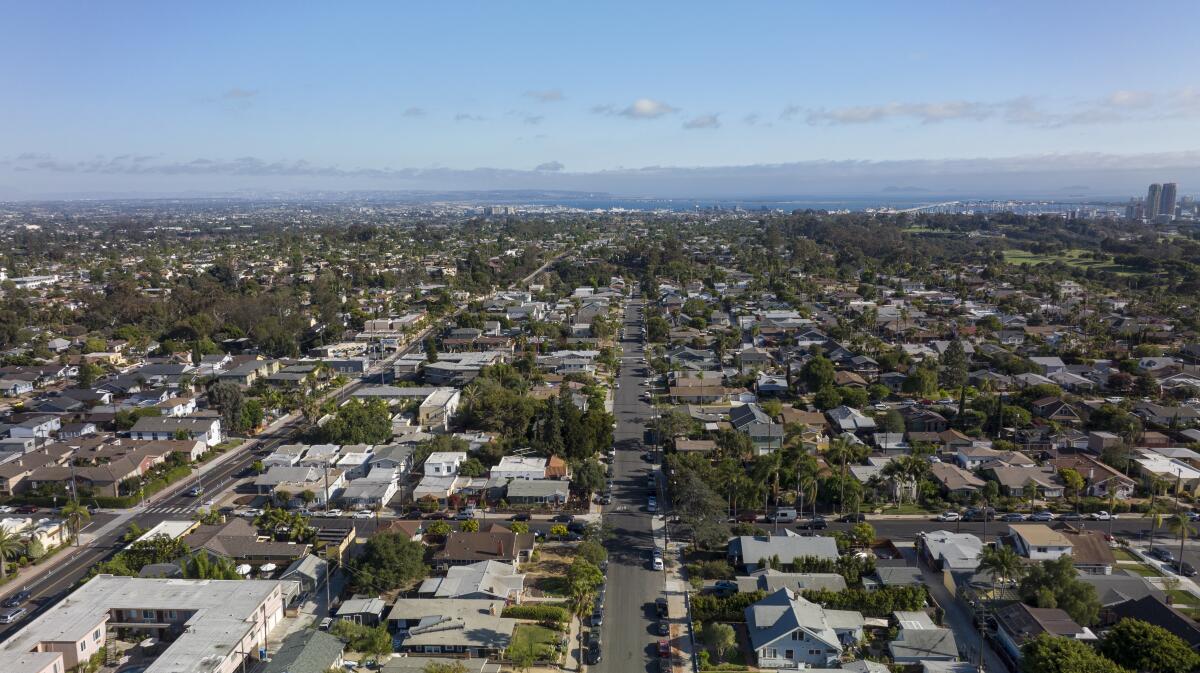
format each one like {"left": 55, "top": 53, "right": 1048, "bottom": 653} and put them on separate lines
{"left": 594, "top": 296, "right": 666, "bottom": 673}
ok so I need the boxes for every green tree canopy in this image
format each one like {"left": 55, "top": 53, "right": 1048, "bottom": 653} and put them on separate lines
{"left": 1022, "top": 633, "right": 1128, "bottom": 673}
{"left": 1098, "top": 618, "right": 1200, "bottom": 673}
{"left": 349, "top": 532, "right": 428, "bottom": 593}
{"left": 1019, "top": 555, "right": 1101, "bottom": 626}
{"left": 321, "top": 399, "right": 393, "bottom": 444}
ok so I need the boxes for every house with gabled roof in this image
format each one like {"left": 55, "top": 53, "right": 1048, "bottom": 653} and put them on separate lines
{"left": 744, "top": 588, "right": 865, "bottom": 669}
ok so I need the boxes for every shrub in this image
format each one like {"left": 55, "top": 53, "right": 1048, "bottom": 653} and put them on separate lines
{"left": 686, "top": 559, "right": 735, "bottom": 580}
{"left": 501, "top": 604, "right": 570, "bottom": 623}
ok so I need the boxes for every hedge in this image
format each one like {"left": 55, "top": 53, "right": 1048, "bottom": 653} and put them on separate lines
{"left": 501, "top": 605, "right": 570, "bottom": 623}
{"left": 691, "top": 591, "right": 767, "bottom": 622}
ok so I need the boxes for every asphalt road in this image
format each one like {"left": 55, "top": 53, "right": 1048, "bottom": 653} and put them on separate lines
{"left": 592, "top": 297, "right": 667, "bottom": 673}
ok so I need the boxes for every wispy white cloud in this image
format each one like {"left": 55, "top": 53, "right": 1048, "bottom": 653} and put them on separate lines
{"left": 535, "top": 161, "right": 564, "bottom": 171}
{"left": 402, "top": 107, "right": 426, "bottom": 117}
{"left": 683, "top": 114, "right": 720, "bottom": 130}
{"left": 806, "top": 100, "right": 992, "bottom": 125}
{"left": 795, "top": 87, "right": 1200, "bottom": 128}
{"left": 524, "top": 88, "right": 564, "bottom": 103}
{"left": 594, "top": 98, "right": 678, "bottom": 119}
{"left": 454, "top": 113, "right": 486, "bottom": 122}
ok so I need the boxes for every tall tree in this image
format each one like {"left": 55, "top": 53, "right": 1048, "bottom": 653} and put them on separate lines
{"left": 1098, "top": 618, "right": 1200, "bottom": 673}
{"left": 0, "top": 526, "right": 24, "bottom": 578}
{"left": 59, "top": 500, "right": 91, "bottom": 547}
{"left": 1022, "top": 634, "right": 1128, "bottom": 673}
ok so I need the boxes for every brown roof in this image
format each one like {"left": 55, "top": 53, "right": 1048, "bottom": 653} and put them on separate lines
{"left": 780, "top": 407, "right": 827, "bottom": 428}
{"left": 182, "top": 518, "right": 310, "bottom": 561}
{"left": 1061, "top": 530, "right": 1116, "bottom": 567}
{"left": 995, "top": 603, "right": 1085, "bottom": 648}
{"left": 433, "top": 530, "right": 535, "bottom": 563}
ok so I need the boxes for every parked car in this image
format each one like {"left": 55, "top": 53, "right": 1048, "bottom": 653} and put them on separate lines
{"left": 1150, "top": 547, "right": 1176, "bottom": 563}
{"left": 551, "top": 514, "right": 574, "bottom": 523}
{"left": 999, "top": 513, "right": 1026, "bottom": 522}
{"left": 509, "top": 512, "right": 531, "bottom": 522}
{"left": 658, "top": 620, "right": 670, "bottom": 636}
{"left": 798, "top": 516, "right": 827, "bottom": 530}
{"left": 652, "top": 556, "right": 664, "bottom": 571}
{"left": 709, "top": 580, "right": 738, "bottom": 597}
{"left": 325, "top": 509, "right": 344, "bottom": 518}
{"left": 647, "top": 497, "right": 658, "bottom": 513}
{"left": 1028, "top": 510, "right": 1056, "bottom": 522}
{"left": 15, "top": 505, "right": 38, "bottom": 514}
{"left": 840, "top": 512, "right": 866, "bottom": 523}
{"left": 2, "top": 590, "right": 30, "bottom": 608}
{"left": 1089, "top": 511, "right": 1114, "bottom": 521}
{"left": 353, "top": 510, "right": 374, "bottom": 519}
{"left": 766, "top": 508, "right": 797, "bottom": 523}
{"left": 937, "top": 511, "right": 961, "bottom": 522}
{"left": 0, "top": 606, "right": 26, "bottom": 624}
{"left": 1171, "top": 561, "right": 1198, "bottom": 577}
{"left": 1058, "top": 512, "right": 1084, "bottom": 521}
{"left": 318, "top": 617, "right": 333, "bottom": 630}
{"left": 587, "top": 632, "right": 602, "bottom": 665}
{"left": 657, "top": 639, "right": 671, "bottom": 657}
{"left": 963, "top": 508, "right": 996, "bottom": 522}
{"left": 655, "top": 597, "right": 668, "bottom": 617}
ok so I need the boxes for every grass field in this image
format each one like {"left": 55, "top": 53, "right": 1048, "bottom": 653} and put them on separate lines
{"left": 1165, "top": 589, "right": 1197, "bottom": 605}
{"left": 1123, "top": 563, "right": 1164, "bottom": 578}
{"left": 1111, "top": 548, "right": 1139, "bottom": 562}
{"left": 1003, "top": 248, "right": 1144, "bottom": 275}
{"left": 510, "top": 623, "right": 561, "bottom": 660}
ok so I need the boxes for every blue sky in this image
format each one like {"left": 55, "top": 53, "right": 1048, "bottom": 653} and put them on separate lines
{"left": 2, "top": 1, "right": 1200, "bottom": 198}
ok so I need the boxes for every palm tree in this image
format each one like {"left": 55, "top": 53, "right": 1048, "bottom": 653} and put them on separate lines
{"left": 59, "top": 500, "right": 90, "bottom": 547}
{"left": 1166, "top": 513, "right": 1196, "bottom": 569}
{"left": 0, "top": 527, "right": 24, "bottom": 579}
{"left": 979, "top": 546, "right": 1024, "bottom": 601}
{"left": 1147, "top": 505, "right": 1166, "bottom": 555}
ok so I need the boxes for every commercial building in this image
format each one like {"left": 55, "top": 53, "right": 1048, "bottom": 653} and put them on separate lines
{"left": 2, "top": 575, "right": 288, "bottom": 673}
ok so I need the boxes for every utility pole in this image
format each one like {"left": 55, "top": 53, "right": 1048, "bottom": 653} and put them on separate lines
{"left": 323, "top": 458, "right": 332, "bottom": 612}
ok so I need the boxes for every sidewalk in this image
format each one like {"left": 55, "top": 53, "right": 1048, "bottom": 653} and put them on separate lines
{"left": 663, "top": 538, "right": 696, "bottom": 672}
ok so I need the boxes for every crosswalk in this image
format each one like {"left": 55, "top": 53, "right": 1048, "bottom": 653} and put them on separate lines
{"left": 143, "top": 505, "right": 200, "bottom": 515}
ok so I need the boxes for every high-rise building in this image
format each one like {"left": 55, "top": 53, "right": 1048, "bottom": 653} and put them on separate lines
{"left": 1146, "top": 183, "right": 1163, "bottom": 220}
{"left": 1160, "top": 182, "right": 1177, "bottom": 220}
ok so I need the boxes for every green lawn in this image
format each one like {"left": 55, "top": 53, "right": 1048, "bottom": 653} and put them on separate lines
{"left": 1111, "top": 548, "right": 1139, "bottom": 562}
{"left": 1003, "top": 248, "right": 1145, "bottom": 275}
{"left": 510, "top": 623, "right": 560, "bottom": 660}
{"left": 880, "top": 503, "right": 934, "bottom": 515}
{"left": 1165, "top": 589, "right": 1197, "bottom": 606}
{"left": 533, "top": 576, "right": 570, "bottom": 597}
{"left": 1124, "top": 564, "right": 1164, "bottom": 578}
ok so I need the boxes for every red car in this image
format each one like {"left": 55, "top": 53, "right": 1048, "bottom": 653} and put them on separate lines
{"left": 657, "top": 639, "right": 671, "bottom": 657}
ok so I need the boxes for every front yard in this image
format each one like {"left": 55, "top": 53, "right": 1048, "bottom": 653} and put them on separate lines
{"left": 522, "top": 544, "right": 575, "bottom": 597}
{"left": 509, "top": 623, "right": 561, "bottom": 660}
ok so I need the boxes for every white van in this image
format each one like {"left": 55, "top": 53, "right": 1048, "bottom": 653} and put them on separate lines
{"left": 768, "top": 508, "right": 797, "bottom": 523}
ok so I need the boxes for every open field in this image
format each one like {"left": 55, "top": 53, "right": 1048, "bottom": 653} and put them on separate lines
{"left": 1003, "top": 248, "right": 1145, "bottom": 275}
